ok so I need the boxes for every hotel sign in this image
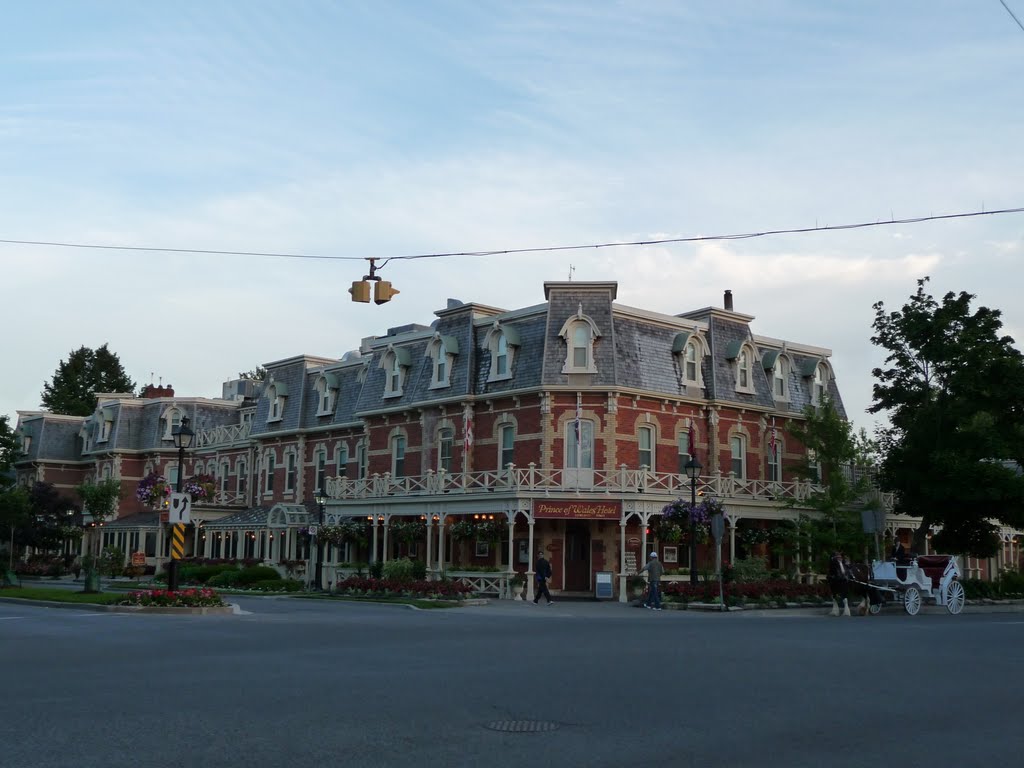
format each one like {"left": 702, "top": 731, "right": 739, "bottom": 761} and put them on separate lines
{"left": 534, "top": 500, "right": 621, "bottom": 520}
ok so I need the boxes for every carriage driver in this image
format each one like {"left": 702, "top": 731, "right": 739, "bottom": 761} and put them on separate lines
{"left": 889, "top": 537, "right": 907, "bottom": 564}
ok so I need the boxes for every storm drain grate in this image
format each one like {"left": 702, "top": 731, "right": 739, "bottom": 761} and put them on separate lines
{"left": 484, "top": 720, "right": 560, "bottom": 734}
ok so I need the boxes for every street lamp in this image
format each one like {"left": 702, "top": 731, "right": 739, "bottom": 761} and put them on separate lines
{"left": 169, "top": 415, "right": 194, "bottom": 591}
{"left": 313, "top": 488, "right": 327, "bottom": 590}
{"left": 684, "top": 456, "right": 703, "bottom": 586}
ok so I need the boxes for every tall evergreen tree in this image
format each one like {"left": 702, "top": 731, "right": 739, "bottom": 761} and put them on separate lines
{"left": 0, "top": 415, "right": 20, "bottom": 487}
{"left": 41, "top": 344, "right": 136, "bottom": 416}
{"left": 870, "top": 278, "right": 1024, "bottom": 557}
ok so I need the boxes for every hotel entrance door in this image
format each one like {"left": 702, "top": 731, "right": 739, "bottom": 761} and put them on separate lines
{"left": 564, "top": 521, "right": 591, "bottom": 591}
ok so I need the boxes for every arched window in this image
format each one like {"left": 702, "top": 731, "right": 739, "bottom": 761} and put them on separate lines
{"left": 684, "top": 342, "right": 699, "bottom": 383}
{"left": 559, "top": 308, "right": 600, "bottom": 374}
{"left": 236, "top": 458, "right": 247, "bottom": 496}
{"left": 314, "top": 373, "right": 339, "bottom": 416}
{"left": 336, "top": 443, "right": 349, "bottom": 479}
{"left": 499, "top": 423, "right": 515, "bottom": 470}
{"left": 484, "top": 322, "right": 520, "bottom": 382}
{"left": 380, "top": 346, "right": 410, "bottom": 397}
{"left": 356, "top": 440, "right": 368, "bottom": 480}
{"left": 392, "top": 435, "right": 407, "bottom": 477}
{"left": 426, "top": 334, "right": 458, "bottom": 389}
{"left": 285, "top": 451, "right": 298, "bottom": 493}
{"left": 773, "top": 356, "right": 789, "bottom": 400}
{"left": 267, "top": 381, "right": 287, "bottom": 421}
{"left": 315, "top": 448, "right": 327, "bottom": 491}
{"left": 730, "top": 435, "right": 746, "bottom": 479}
{"left": 638, "top": 425, "right": 655, "bottom": 470}
{"left": 437, "top": 428, "right": 454, "bottom": 472}
{"left": 813, "top": 364, "right": 826, "bottom": 405}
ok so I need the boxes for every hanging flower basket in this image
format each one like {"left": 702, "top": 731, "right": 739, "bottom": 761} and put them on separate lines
{"left": 390, "top": 520, "right": 426, "bottom": 544}
{"left": 136, "top": 472, "right": 171, "bottom": 507}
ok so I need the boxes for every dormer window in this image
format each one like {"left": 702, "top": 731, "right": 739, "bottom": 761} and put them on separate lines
{"left": 559, "top": 307, "right": 600, "bottom": 375}
{"left": 98, "top": 414, "right": 113, "bottom": 443}
{"left": 314, "top": 373, "right": 339, "bottom": 416}
{"left": 773, "top": 355, "right": 789, "bottom": 400}
{"left": 673, "top": 331, "right": 707, "bottom": 389}
{"left": 266, "top": 380, "right": 288, "bottom": 422}
{"left": 726, "top": 341, "right": 757, "bottom": 394}
{"left": 813, "top": 364, "right": 826, "bottom": 405}
{"left": 380, "top": 346, "right": 410, "bottom": 397}
{"left": 161, "top": 407, "right": 183, "bottom": 440}
{"left": 485, "top": 322, "right": 520, "bottom": 382}
{"left": 426, "top": 334, "right": 458, "bottom": 389}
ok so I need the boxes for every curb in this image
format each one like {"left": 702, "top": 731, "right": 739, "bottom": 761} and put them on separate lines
{"left": 0, "top": 596, "right": 234, "bottom": 615}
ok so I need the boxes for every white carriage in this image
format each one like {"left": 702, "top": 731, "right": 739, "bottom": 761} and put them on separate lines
{"left": 866, "top": 554, "right": 965, "bottom": 616}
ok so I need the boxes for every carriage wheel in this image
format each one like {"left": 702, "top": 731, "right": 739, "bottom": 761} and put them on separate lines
{"left": 903, "top": 586, "right": 921, "bottom": 616}
{"left": 869, "top": 602, "right": 882, "bottom": 615}
{"left": 945, "top": 580, "right": 965, "bottom": 615}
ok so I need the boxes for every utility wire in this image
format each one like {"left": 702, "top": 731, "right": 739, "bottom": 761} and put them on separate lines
{"left": 1, "top": 205, "right": 1022, "bottom": 265}
{"left": 1000, "top": 0, "right": 1024, "bottom": 33}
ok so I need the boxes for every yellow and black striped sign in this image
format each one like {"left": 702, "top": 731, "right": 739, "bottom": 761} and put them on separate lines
{"left": 171, "top": 523, "right": 185, "bottom": 560}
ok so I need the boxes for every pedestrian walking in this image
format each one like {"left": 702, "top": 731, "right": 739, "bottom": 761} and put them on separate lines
{"left": 637, "top": 551, "right": 664, "bottom": 610}
{"left": 534, "top": 553, "right": 553, "bottom": 605}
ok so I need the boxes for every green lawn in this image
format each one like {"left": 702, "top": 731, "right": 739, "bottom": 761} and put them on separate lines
{"left": 0, "top": 586, "right": 125, "bottom": 605}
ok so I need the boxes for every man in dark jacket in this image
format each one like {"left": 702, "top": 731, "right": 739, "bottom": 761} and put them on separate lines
{"left": 534, "top": 553, "right": 553, "bottom": 605}
{"left": 637, "top": 552, "right": 664, "bottom": 610}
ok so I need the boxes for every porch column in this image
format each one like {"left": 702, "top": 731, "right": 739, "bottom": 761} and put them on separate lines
{"left": 526, "top": 518, "right": 536, "bottom": 603}
{"left": 640, "top": 510, "right": 648, "bottom": 560}
{"left": 729, "top": 519, "right": 737, "bottom": 563}
{"left": 382, "top": 517, "right": 390, "bottom": 563}
{"left": 437, "top": 516, "right": 446, "bottom": 572}
{"left": 425, "top": 517, "right": 433, "bottom": 575}
{"left": 371, "top": 517, "right": 379, "bottom": 563}
{"left": 506, "top": 514, "right": 516, "bottom": 599}
{"left": 618, "top": 519, "right": 627, "bottom": 603}
{"left": 192, "top": 525, "right": 201, "bottom": 560}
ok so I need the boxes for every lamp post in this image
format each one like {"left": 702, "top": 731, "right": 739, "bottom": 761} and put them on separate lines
{"left": 313, "top": 488, "right": 327, "bottom": 590}
{"left": 169, "top": 415, "right": 194, "bottom": 592}
{"left": 684, "top": 456, "right": 703, "bottom": 586}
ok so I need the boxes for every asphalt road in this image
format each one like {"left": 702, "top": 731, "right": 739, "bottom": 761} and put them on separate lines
{"left": 2, "top": 596, "right": 1022, "bottom": 768}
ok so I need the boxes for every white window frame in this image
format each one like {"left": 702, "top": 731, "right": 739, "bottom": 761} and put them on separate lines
{"left": 220, "top": 460, "right": 230, "bottom": 493}
{"left": 499, "top": 423, "right": 515, "bottom": 470}
{"left": 314, "top": 374, "right": 337, "bottom": 416}
{"left": 773, "top": 355, "right": 789, "bottom": 400}
{"left": 381, "top": 350, "right": 406, "bottom": 397}
{"left": 268, "top": 385, "right": 286, "bottom": 422}
{"left": 807, "top": 449, "right": 820, "bottom": 483}
{"left": 98, "top": 418, "right": 113, "bottom": 443}
{"left": 558, "top": 310, "right": 600, "bottom": 375}
{"left": 735, "top": 345, "right": 756, "bottom": 394}
{"left": 236, "top": 458, "right": 248, "bottom": 496}
{"left": 315, "top": 449, "right": 327, "bottom": 492}
{"left": 730, "top": 435, "right": 746, "bottom": 479}
{"left": 677, "top": 430, "right": 692, "bottom": 474}
{"left": 638, "top": 425, "right": 655, "bottom": 470}
{"left": 392, "top": 435, "right": 406, "bottom": 477}
{"left": 426, "top": 335, "right": 456, "bottom": 389}
{"left": 812, "top": 364, "right": 827, "bottom": 406}
{"left": 285, "top": 452, "right": 298, "bottom": 493}
{"left": 264, "top": 452, "right": 275, "bottom": 494}
{"left": 484, "top": 323, "right": 518, "bottom": 382}
{"left": 356, "top": 440, "right": 368, "bottom": 480}
{"left": 336, "top": 443, "right": 349, "bottom": 479}
{"left": 564, "top": 419, "right": 595, "bottom": 470}
{"left": 438, "top": 428, "right": 454, "bottom": 473}
{"left": 161, "top": 407, "right": 182, "bottom": 440}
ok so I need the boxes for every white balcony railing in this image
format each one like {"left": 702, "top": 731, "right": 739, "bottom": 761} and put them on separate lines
{"left": 321, "top": 464, "right": 888, "bottom": 508}
{"left": 194, "top": 422, "right": 252, "bottom": 450}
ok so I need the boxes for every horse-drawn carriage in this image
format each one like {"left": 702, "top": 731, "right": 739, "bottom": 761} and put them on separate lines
{"left": 862, "top": 554, "right": 965, "bottom": 615}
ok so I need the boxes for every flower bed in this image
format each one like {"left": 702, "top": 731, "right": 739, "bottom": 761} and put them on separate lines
{"left": 335, "top": 576, "right": 475, "bottom": 600}
{"left": 117, "top": 588, "right": 226, "bottom": 607}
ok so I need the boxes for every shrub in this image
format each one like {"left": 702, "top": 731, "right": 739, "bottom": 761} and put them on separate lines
{"left": 207, "top": 570, "right": 241, "bottom": 587}
{"left": 382, "top": 558, "right": 414, "bottom": 583}
{"left": 411, "top": 560, "right": 427, "bottom": 580}
{"left": 369, "top": 560, "right": 384, "bottom": 579}
{"left": 234, "top": 566, "right": 281, "bottom": 585}
{"left": 118, "top": 588, "right": 225, "bottom": 607}
{"left": 335, "top": 575, "right": 475, "bottom": 600}
{"left": 730, "top": 556, "right": 771, "bottom": 583}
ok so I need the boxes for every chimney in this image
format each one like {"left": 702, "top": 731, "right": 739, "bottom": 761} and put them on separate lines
{"left": 724, "top": 290, "right": 733, "bottom": 311}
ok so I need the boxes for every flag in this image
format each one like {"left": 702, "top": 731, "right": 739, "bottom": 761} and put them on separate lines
{"left": 770, "top": 418, "right": 777, "bottom": 458}
{"left": 463, "top": 405, "right": 473, "bottom": 456}
{"left": 687, "top": 427, "right": 696, "bottom": 461}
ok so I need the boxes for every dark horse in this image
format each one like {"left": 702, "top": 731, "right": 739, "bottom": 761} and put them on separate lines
{"left": 827, "top": 555, "right": 877, "bottom": 616}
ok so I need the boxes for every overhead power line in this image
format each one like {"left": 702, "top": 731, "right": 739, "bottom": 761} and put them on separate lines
{"left": 1000, "top": 0, "right": 1024, "bottom": 33}
{"left": 1, "top": 205, "right": 1022, "bottom": 266}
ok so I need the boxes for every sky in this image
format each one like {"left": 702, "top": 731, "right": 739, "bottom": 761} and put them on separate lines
{"left": 2, "top": 1, "right": 1022, "bottom": 437}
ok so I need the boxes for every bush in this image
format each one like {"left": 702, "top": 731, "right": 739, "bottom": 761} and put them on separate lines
{"left": 411, "top": 560, "right": 427, "bottom": 580}
{"left": 369, "top": 560, "right": 384, "bottom": 579}
{"left": 117, "top": 588, "right": 225, "bottom": 607}
{"left": 206, "top": 570, "right": 241, "bottom": 587}
{"left": 179, "top": 563, "right": 239, "bottom": 584}
{"left": 382, "top": 558, "right": 414, "bottom": 583}
{"left": 234, "top": 566, "right": 281, "bottom": 585}
{"left": 730, "top": 556, "right": 772, "bottom": 583}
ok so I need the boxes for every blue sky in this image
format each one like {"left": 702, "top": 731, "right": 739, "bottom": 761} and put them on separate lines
{"left": 2, "top": 1, "right": 1022, "bottom": 434}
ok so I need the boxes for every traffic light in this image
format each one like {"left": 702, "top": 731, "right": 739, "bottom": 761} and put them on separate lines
{"left": 374, "top": 280, "right": 399, "bottom": 304}
{"left": 349, "top": 280, "right": 371, "bottom": 303}
{"left": 645, "top": 527, "right": 651, "bottom": 536}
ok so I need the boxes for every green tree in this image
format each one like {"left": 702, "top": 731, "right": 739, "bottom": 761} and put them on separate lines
{"left": 0, "top": 486, "right": 30, "bottom": 571}
{"left": 238, "top": 367, "right": 266, "bottom": 381}
{"left": 76, "top": 478, "right": 123, "bottom": 592}
{"left": 0, "top": 414, "right": 20, "bottom": 486}
{"left": 870, "top": 278, "right": 1024, "bottom": 557}
{"left": 41, "top": 344, "right": 136, "bottom": 416}
{"left": 785, "top": 395, "right": 874, "bottom": 570}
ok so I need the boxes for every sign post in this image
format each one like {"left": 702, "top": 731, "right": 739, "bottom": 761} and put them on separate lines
{"left": 711, "top": 512, "right": 726, "bottom": 612}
